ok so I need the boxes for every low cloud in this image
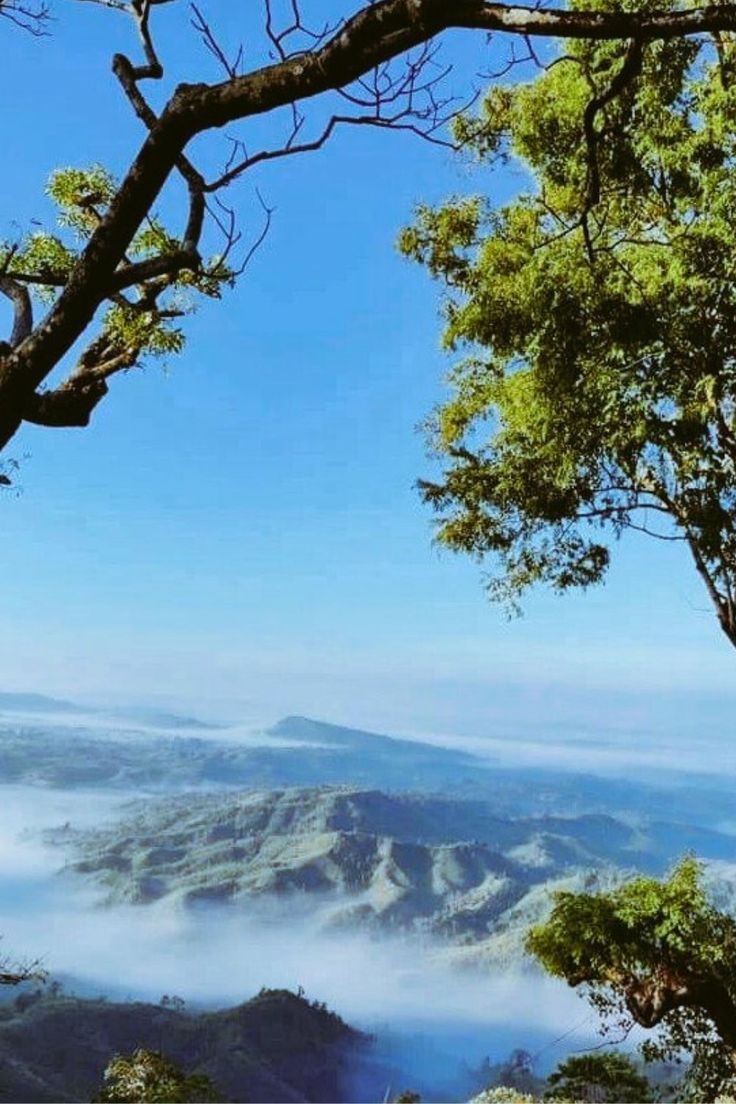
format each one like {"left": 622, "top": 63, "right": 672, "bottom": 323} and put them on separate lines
{"left": 0, "top": 786, "right": 596, "bottom": 1080}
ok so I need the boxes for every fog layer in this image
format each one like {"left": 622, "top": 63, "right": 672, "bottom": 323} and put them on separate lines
{"left": 0, "top": 784, "right": 598, "bottom": 1078}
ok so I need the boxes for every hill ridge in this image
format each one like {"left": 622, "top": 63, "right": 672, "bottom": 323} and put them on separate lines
{"left": 46, "top": 784, "right": 736, "bottom": 957}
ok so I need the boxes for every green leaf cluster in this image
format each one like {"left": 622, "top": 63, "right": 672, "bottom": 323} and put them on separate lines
{"left": 527, "top": 859, "right": 736, "bottom": 1100}
{"left": 47, "top": 165, "right": 117, "bottom": 235}
{"left": 94, "top": 1048, "right": 220, "bottom": 1103}
{"left": 545, "top": 1052, "right": 654, "bottom": 1102}
{"left": 471, "top": 1053, "right": 653, "bottom": 1103}
{"left": 527, "top": 858, "right": 732, "bottom": 982}
{"left": 471, "top": 1090, "right": 540, "bottom": 1103}
{"left": 400, "top": 18, "right": 736, "bottom": 629}
{"left": 1, "top": 165, "right": 233, "bottom": 369}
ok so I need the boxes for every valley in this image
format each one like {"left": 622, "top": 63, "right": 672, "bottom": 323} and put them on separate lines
{"left": 1, "top": 697, "right": 735, "bottom": 1100}
{"left": 45, "top": 785, "right": 736, "bottom": 961}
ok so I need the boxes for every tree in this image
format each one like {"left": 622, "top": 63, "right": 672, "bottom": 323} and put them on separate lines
{"left": 471, "top": 1092, "right": 537, "bottom": 1104}
{"left": 4, "top": 2, "right": 736, "bottom": 470}
{"left": 490, "top": 1049, "right": 540, "bottom": 1097}
{"left": 400, "top": 16, "right": 736, "bottom": 650}
{"left": 544, "top": 1053, "right": 653, "bottom": 1103}
{"left": 94, "top": 1048, "right": 220, "bottom": 1103}
{"left": 0, "top": 2, "right": 52, "bottom": 35}
{"left": 527, "top": 858, "right": 736, "bottom": 1101}
{"left": 0, "top": 942, "right": 44, "bottom": 987}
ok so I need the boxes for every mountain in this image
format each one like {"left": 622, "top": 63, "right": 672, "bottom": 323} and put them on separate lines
{"left": 0, "top": 713, "right": 484, "bottom": 793}
{"left": 47, "top": 786, "right": 736, "bottom": 953}
{"left": 0, "top": 691, "right": 82, "bottom": 715}
{"left": 4, "top": 712, "right": 736, "bottom": 832}
{"left": 0, "top": 691, "right": 216, "bottom": 731}
{"left": 0, "top": 987, "right": 368, "bottom": 1103}
{"left": 103, "top": 707, "right": 217, "bottom": 731}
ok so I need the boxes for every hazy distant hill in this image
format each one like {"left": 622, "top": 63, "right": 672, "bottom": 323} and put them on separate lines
{"left": 0, "top": 987, "right": 367, "bottom": 1103}
{"left": 0, "top": 691, "right": 216, "bottom": 731}
{"left": 0, "top": 691, "right": 82, "bottom": 714}
{"left": 47, "top": 786, "right": 736, "bottom": 955}
{"left": 0, "top": 713, "right": 487, "bottom": 793}
{"left": 4, "top": 712, "right": 736, "bottom": 830}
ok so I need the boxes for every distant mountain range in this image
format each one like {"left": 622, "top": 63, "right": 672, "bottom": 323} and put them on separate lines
{"left": 5, "top": 698, "right": 736, "bottom": 972}
{"left": 2, "top": 700, "right": 736, "bottom": 1101}
{"left": 46, "top": 785, "right": 736, "bottom": 963}
{"left": 0, "top": 712, "right": 488, "bottom": 793}
{"left": 0, "top": 691, "right": 83, "bottom": 714}
{"left": 3, "top": 710, "right": 736, "bottom": 831}
{"left": 0, "top": 691, "right": 215, "bottom": 731}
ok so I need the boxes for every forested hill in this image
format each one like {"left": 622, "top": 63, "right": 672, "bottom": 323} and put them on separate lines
{"left": 0, "top": 988, "right": 366, "bottom": 1103}
{"left": 47, "top": 786, "right": 736, "bottom": 957}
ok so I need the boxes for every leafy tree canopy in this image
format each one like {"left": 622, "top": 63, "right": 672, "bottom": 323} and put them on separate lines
{"left": 544, "top": 1052, "right": 653, "bottom": 1102}
{"left": 473, "top": 1053, "right": 655, "bottom": 1103}
{"left": 94, "top": 1048, "right": 220, "bottom": 1103}
{"left": 400, "top": 13, "right": 736, "bottom": 648}
{"left": 471, "top": 1090, "right": 539, "bottom": 1103}
{"left": 527, "top": 858, "right": 736, "bottom": 1100}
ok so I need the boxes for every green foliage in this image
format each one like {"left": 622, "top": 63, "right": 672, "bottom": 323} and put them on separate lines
{"left": 480, "top": 1049, "right": 543, "bottom": 1099}
{"left": 470, "top": 1090, "right": 539, "bottom": 1104}
{"left": 47, "top": 165, "right": 117, "bottom": 235}
{"left": 104, "top": 302, "right": 185, "bottom": 359}
{"left": 470, "top": 1047, "right": 654, "bottom": 1103}
{"left": 527, "top": 859, "right": 736, "bottom": 1100}
{"left": 2, "top": 165, "right": 233, "bottom": 369}
{"left": 545, "top": 1052, "right": 653, "bottom": 1102}
{"left": 400, "top": 18, "right": 736, "bottom": 634}
{"left": 94, "top": 1048, "right": 220, "bottom": 1103}
{"left": 527, "top": 857, "right": 735, "bottom": 989}
{"left": 13, "top": 234, "right": 75, "bottom": 302}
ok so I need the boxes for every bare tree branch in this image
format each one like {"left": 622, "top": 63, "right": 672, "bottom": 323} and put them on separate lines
{"left": 73, "top": 0, "right": 133, "bottom": 12}
{"left": 0, "top": 954, "right": 45, "bottom": 986}
{"left": 107, "top": 247, "right": 199, "bottom": 292}
{"left": 190, "top": 2, "right": 243, "bottom": 79}
{"left": 581, "top": 36, "right": 644, "bottom": 257}
{"left": 0, "top": 0, "right": 50, "bottom": 35}
{"left": 2, "top": 0, "right": 736, "bottom": 454}
{"left": 0, "top": 273, "right": 33, "bottom": 347}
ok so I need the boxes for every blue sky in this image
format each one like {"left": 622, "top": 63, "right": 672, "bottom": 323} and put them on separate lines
{"left": 1, "top": 2, "right": 735, "bottom": 739}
